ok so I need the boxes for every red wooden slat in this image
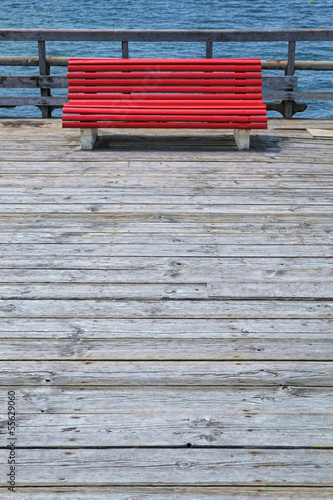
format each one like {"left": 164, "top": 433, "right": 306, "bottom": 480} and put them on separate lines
{"left": 66, "top": 94, "right": 265, "bottom": 102}
{"left": 68, "top": 58, "right": 261, "bottom": 68}
{"left": 63, "top": 105, "right": 267, "bottom": 114}
{"left": 69, "top": 64, "right": 262, "bottom": 73}
{"left": 68, "top": 93, "right": 265, "bottom": 101}
{"left": 64, "top": 100, "right": 266, "bottom": 110}
{"left": 63, "top": 121, "right": 267, "bottom": 130}
{"left": 68, "top": 85, "right": 262, "bottom": 94}
{"left": 63, "top": 113, "right": 267, "bottom": 123}
{"left": 67, "top": 72, "right": 263, "bottom": 80}
{"left": 63, "top": 106, "right": 266, "bottom": 115}
{"left": 69, "top": 57, "right": 260, "bottom": 64}
{"left": 68, "top": 78, "right": 262, "bottom": 88}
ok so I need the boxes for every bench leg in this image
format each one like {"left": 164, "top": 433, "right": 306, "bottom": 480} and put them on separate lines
{"left": 233, "top": 129, "right": 250, "bottom": 150}
{"left": 80, "top": 129, "right": 98, "bottom": 150}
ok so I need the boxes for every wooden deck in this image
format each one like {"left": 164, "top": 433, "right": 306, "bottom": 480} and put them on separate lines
{"left": 0, "top": 118, "right": 332, "bottom": 498}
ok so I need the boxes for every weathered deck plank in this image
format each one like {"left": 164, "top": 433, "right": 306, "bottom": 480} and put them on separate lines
{"left": 0, "top": 243, "right": 332, "bottom": 257}
{"left": 0, "top": 258, "right": 332, "bottom": 283}
{"left": 0, "top": 386, "right": 331, "bottom": 446}
{"left": 1, "top": 336, "right": 332, "bottom": 360}
{"left": 1, "top": 448, "right": 333, "bottom": 485}
{"left": 0, "top": 486, "right": 332, "bottom": 499}
{"left": 0, "top": 299, "right": 332, "bottom": 318}
{"left": 0, "top": 385, "right": 330, "bottom": 413}
{"left": 0, "top": 360, "right": 332, "bottom": 386}
{"left": 1, "top": 174, "right": 332, "bottom": 188}
{"left": 0, "top": 318, "right": 330, "bottom": 335}
{"left": 1, "top": 160, "right": 333, "bottom": 174}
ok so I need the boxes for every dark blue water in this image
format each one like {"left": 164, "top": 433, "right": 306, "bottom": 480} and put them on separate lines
{"left": 1, "top": 0, "right": 333, "bottom": 118}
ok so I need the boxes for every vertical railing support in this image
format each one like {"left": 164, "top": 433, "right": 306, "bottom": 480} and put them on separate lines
{"left": 122, "top": 41, "right": 129, "bottom": 59}
{"left": 283, "top": 40, "right": 296, "bottom": 119}
{"left": 206, "top": 41, "right": 213, "bottom": 59}
{"left": 38, "top": 40, "right": 52, "bottom": 118}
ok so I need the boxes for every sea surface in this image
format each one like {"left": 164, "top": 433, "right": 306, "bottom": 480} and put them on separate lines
{"left": 0, "top": 0, "right": 333, "bottom": 118}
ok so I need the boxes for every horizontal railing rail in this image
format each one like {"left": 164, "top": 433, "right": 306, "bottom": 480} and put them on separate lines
{"left": 0, "top": 29, "right": 333, "bottom": 118}
{"left": 1, "top": 57, "right": 333, "bottom": 70}
{"left": 0, "top": 75, "right": 299, "bottom": 89}
{"left": 1, "top": 28, "right": 333, "bottom": 42}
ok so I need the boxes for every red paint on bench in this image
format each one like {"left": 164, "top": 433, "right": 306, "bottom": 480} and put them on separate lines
{"left": 62, "top": 58, "right": 267, "bottom": 136}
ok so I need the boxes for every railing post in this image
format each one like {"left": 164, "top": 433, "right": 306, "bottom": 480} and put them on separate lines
{"left": 38, "top": 40, "right": 52, "bottom": 118}
{"left": 122, "top": 41, "right": 129, "bottom": 59}
{"left": 206, "top": 41, "right": 213, "bottom": 59}
{"left": 283, "top": 40, "right": 296, "bottom": 119}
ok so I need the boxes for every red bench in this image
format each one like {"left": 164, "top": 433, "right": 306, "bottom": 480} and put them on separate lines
{"left": 62, "top": 58, "right": 268, "bottom": 150}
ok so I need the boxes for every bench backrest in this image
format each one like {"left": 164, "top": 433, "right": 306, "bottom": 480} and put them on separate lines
{"left": 67, "top": 58, "right": 264, "bottom": 102}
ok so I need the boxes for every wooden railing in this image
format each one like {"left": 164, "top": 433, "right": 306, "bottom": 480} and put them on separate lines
{"left": 0, "top": 29, "right": 333, "bottom": 118}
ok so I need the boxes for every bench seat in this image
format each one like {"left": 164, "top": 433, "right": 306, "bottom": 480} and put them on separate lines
{"left": 62, "top": 58, "right": 268, "bottom": 150}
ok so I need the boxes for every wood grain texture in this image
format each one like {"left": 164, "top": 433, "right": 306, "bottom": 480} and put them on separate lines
{"left": 1, "top": 159, "right": 333, "bottom": 173}
{"left": 208, "top": 282, "right": 333, "bottom": 298}
{"left": 0, "top": 299, "right": 332, "bottom": 319}
{"left": 0, "top": 259, "right": 331, "bottom": 283}
{"left": 0, "top": 386, "right": 330, "bottom": 414}
{"left": 0, "top": 318, "right": 330, "bottom": 336}
{"left": 0, "top": 361, "right": 332, "bottom": 386}
{"left": 0, "top": 448, "right": 332, "bottom": 485}
{"left": 1, "top": 336, "right": 332, "bottom": 360}
{"left": 1, "top": 386, "right": 331, "bottom": 446}
{"left": 0, "top": 243, "right": 332, "bottom": 257}
{"left": 0, "top": 231, "right": 332, "bottom": 244}
{"left": 0, "top": 486, "right": 332, "bottom": 499}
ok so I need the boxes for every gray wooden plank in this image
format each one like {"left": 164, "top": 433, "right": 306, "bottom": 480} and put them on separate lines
{"left": 262, "top": 76, "right": 298, "bottom": 89}
{"left": 264, "top": 91, "right": 333, "bottom": 100}
{"left": 0, "top": 162, "right": 131, "bottom": 173}
{"left": 3, "top": 160, "right": 332, "bottom": 173}
{"left": 0, "top": 260, "right": 331, "bottom": 283}
{"left": 3, "top": 141, "right": 332, "bottom": 152}
{"left": 0, "top": 97, "right": 66, "bottom": 106}
{"left": 0, "top": 75, "right": 67, "bottom": 89}
{"left": 0, "top": 486, "right": 332, "bottom": 499}
{"left": 0, "top": 299, "right": 332, "bottom": 319}
{"left": 1, "top": 190, "right": 332, "bottom": 205}
{"left": 1, "top": 150, "right": 333, "bottom": 163}
{"left": 1, "top": 337, "right": 332, "bottom": 360}
{"left": 0, "top": 174, "right": 332, "bottom": 188}
{"left": 0, "top": 217, "right": 331, "bottom": 231}
{"left": 0, "top": 361, "right": 332, "bottom": 386}
{"left": 0, "top": 231, "right": 332, "bottom": 244}
{"left": 208, "top": 282, "right": 333, "bottom": 299}
{"left": 0, "top": 283, "right": 207, "bottom": 300}
{"left": 0, "top": 144, "right": 80, "bottom": 151}
{"left": 4, "top": 282, "right": 333, "bottom": 301}
{"left": 1, "top": 28, "right": 333, "bottom": 42}
{"left": 0, "top": 75, "right": 297, "bottom": 90}
{"left": 0, "top": 386, "right": 330, "bottom": 414}
{"left": 1, "top": 205, "right": 333, "bottom": 217}
{"left": 3, "top": 407, "right": 332, "bottom": 447}
{"left": 0, "top": 448, "right": 332, "bottom": 485}
{"left": 308, "top": 129, "right": 333, "bottom": 138}
{"left": 0, "top": 318, "right": 330, "bottom": 337}
{"left": 0, "top": 243, "right": 331, "bottom": 257}
{"left": 0, "top": 282, "right": 333, "bottom": 300}
{"left": 129, "top": 159, "right": 333, "bottom": 173}
{"left": 2, "top": 52, "right": 333, "bottom": 68}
